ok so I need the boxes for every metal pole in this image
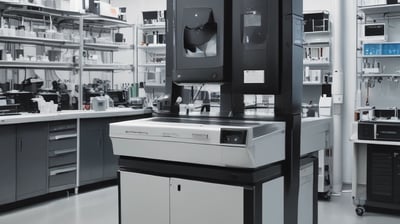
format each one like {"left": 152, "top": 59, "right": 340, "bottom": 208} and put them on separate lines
{"left": 79, "top": 16, "right": 84, "bottom": 110}
{"left": 76, "top": 16, "right": 84, "bottom": 193}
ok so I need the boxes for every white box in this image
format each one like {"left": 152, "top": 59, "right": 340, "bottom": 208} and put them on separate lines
{"left": 362, "top": 0, "right": 386, "bottom": 6}
{"left": 361, "top": 23, "right": 387, "bottom": 42}
{"left": 319, "top": 95, "right": 332, "bottom": 117}
{"left": 99, "top": 2, "right": 118, "bottom": 18}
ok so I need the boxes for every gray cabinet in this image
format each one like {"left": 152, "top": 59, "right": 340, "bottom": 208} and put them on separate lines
{"left": 80, "top": 119, "right": 105, "bottom": 185}
{"left": 16, "top": 123, "right": 48, "bottom": 200}
{"left": 48, "top": 120, "right": 77, "bottom": 192}
{"left": 80, "top": 116, "right": 150, "bottom": 185}
{"left": 103, "top": 118, "right": 118, "bottom": 179}
{"left": 0, "top": 126, "right": 17, "bottom": 205}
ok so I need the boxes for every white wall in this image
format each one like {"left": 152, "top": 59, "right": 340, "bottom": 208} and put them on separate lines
{"left": 304, "top": 0, "right": 333, "bottom": 11}
{"left": 111, "top": 0, "right": 166, "bottom": 25}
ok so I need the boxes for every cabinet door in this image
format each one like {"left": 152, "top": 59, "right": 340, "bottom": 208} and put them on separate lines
{"left": 16, "top": 123, "right": 48, "bottom": 200}
{"left": 367, "top": 145, "right": 394, "bottom": 203}
{"left": 79, "top": 119, "right": 104, "bottom": 185}
{"left": 170, "top": 178, "right": 244, "bottom": 224}
{"left": 0, "top": 126, "right": 16, "bottom": 205}
{"left": 103, "top": 118, "right": 118, "bottom": 179}
{"left": 120, "top": 171, "right": 170, "bottom": 224}
{"left": 394, "top": 151, "right": 400, "bottom": 204}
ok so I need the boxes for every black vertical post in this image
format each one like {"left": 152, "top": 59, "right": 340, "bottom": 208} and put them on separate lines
{"left": 275, "top": 0, "right": 303, "bottom": 224}
{"left": 166, "top": 0, "right": 181, "bottom": 116}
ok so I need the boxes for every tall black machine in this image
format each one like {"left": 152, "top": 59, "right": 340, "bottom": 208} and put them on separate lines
{"left": 166, "top": 0, "right": 305, "bottom": 224}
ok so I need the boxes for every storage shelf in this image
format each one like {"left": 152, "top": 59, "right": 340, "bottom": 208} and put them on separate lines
{"left": 359, "top": 4, "right": 400, "bottom": 14}
{"left": 145, "top": 83, "right": 166, "bottom": 87}
{"left": 137, "top": 44, "right": 166, "bottom": 49}
{"left": 0, "top": 35, "right": 79, "bottom": 48}
{"left": 304, "top": 31, "right": 331, "bottom": 34}
{"left": 82, "top": 14, "right": 132, "bottom": 28}
{"left": 84, "top": 43, "right": 134, "bottom": 51}
{"left": 303, "top": 62, "right": 331, "bottom": 66}
{"left": 83, "top": 64, "right": 133, "bottom": 71}
{"left": 138, "top": 24, "right": 166, "bottom": 30}
{"left": 0, "top": 61, "right": 74, "bottom": 70}
{"left": 303, "top": 41, "right": 330, "bottom": 46}
{"left": 2, "top": 3, "right": 82, "bottom": 20}
{"left": 362, "top": 55, "right": 400, "bottom": 58}
{"left": 138, "top": 63, "right": 166, "bottom": 67}
{"left": 361, "top": 73, "right": 400, "bottom": 78}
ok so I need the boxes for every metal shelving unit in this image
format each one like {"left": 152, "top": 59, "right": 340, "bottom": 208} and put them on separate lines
{"left": 302, "top": 10, "right": 333, "bottom": 201}
{"left": 0, "top": 2, "right": 135, "bottom": 111}
{"left": 353, "top": 1, "right": 400, "bottom": 217}
{"left": 136, "top": 24, "right": 166, "bottom": 99}
{"left": 0, "top": 61, "right": 75, "bottom": 70}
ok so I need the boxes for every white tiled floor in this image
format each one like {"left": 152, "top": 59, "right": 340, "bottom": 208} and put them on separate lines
{"left": 1, "top": 187, "right": 400, "bottom": 224}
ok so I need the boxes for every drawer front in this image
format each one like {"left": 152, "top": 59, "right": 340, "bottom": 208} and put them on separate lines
{"left": 49, "top": 130, "right": 77, "bottom": 141}
{"left": 377, "top": 125, "right": 400, "bottom": 141}
{"left": 358, "top": 123, "right": 375, "bottom": 140}
{"left": 48, "top": 138, "right": 77, "bottom": 151}
{"left": 49, "top": 152, "right": 77, "bottom": 167}
{"left": 49, "top": 171, "right": 76, "bottom": 189}
{"left": 49, "top": 120, "right": 77, "bottom": 132}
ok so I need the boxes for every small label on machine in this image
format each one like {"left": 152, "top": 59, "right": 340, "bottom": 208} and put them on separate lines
{"left": 244, "top": 70, "right": 265, "bottom": 84}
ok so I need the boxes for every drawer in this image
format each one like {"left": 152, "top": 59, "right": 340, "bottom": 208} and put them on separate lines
{"left": 49, "top": 166, "right": 77, "bottom": 189}
{"left": 48, "top": 137, "right": 77, "bottom": 151}
{"left": 49, "top": 130, "right": 77, "bottom": 141}
{"left": 49, "top": 151, "right": 76, "bottom": 167}
{"left": 49, "top": 120, "right": 77, "bottom": 132}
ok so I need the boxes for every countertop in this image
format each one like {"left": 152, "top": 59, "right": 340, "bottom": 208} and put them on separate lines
{"left": 0, "top": 108, "right": 152, "bottom": 125}
{"left": 302, "top": 116, "right": 332, "bottom": 123}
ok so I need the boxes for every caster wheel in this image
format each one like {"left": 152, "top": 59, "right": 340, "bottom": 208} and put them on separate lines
{"left": 355, "top": 207, "right": 365, "bottom": 216}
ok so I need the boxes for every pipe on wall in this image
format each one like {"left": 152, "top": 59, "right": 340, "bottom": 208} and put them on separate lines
{"left": 331, "top": 0, "right": 344, "bottom": 194}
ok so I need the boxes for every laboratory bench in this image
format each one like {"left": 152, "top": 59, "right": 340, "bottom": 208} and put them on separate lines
{"left": 0, "top": 108, "right": 152, "bottom": 209}
{"left": 351, "top": 122, "right": 400, "bottom": 216}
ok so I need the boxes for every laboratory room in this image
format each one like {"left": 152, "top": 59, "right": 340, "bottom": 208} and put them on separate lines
{"left": 0, "top": 0, "right": 400, "bottom": 223}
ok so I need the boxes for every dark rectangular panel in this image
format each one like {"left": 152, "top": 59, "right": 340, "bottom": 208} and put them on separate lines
{"left": 231, "top": 0, "right": 280, "bottom": 94}
{"left": 172, "top": 0, "right": 227, "bottom": 83}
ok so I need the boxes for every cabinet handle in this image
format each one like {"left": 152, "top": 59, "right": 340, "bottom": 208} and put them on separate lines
{"left": 50, "top": 166, "right": 77, "bottom": 176}
{"left": 51, "top": 148, "right": 77, "bottom": 156}
{"left": 177, "top": 184, "right": 181, "bottom": 192}
{"left": 49, "top": 133, "right": 77, "bottom": 141}
{"left": 19, "top": 139, "right": 22, "bottom": 153}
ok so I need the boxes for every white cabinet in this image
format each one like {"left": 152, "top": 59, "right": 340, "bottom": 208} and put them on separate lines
{"left": 170, "top": 178, "right": 243, "bottom": 224}
{"left": 120, "top": 172, "right": 170, "bottom": 224}
{"left": 120, "top": 171, "right": 244, "bottom": 224}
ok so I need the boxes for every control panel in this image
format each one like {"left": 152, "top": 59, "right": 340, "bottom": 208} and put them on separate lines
{"left": 220, "top": 129, "right": 247, "bottom": 145}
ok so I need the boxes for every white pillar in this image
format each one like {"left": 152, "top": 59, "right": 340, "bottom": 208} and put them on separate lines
{"left": 331, "top": 0, "right": 344, "bottom": 194}
{"left": 342, "top": 0, "right": 358, "bottom": 185}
